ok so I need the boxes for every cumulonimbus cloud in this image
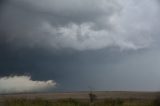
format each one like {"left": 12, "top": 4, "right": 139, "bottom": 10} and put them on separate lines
{"left": 0, "top": 0, "right": 159, "bottom": 50}
{"left": 0, "top": 75, "right": 56, "bottom": 94}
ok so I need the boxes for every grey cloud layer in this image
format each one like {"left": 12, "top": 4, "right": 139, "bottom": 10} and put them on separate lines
{"left": 0, "top": 0, "right": 159, "bottom": 50}
{"left": 1, "top": 0, "right": 160, "bottom": 92}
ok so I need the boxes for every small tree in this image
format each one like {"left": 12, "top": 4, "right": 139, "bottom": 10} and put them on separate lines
{"left": 89, "top": 92, "right": 97, "bottom": 103}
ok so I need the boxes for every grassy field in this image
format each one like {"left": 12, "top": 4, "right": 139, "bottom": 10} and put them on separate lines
{"left": 1, "top": 92, "right": 160, "bottom": 106}
{"left": 2, "top": 98, "right": 160, "bottom": 106}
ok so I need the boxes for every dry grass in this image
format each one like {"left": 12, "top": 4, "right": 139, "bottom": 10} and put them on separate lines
{"left": 2, "top": 98, "right": 160, "bottom": 106}
{"left": 1, "top": 92, "right": 160, "bottom": 106}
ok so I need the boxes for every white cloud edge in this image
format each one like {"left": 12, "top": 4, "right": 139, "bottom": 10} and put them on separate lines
{"left": 0, "top": 75, "right": 56, "bottom": 94}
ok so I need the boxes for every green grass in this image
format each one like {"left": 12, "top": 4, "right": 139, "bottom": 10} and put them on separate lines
{"left": 3, "top": 98, "right": 160, "bottom": 106}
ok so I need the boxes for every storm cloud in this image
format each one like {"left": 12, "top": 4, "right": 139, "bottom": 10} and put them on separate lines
{"left": 0, "top": 0, "right": 160, "bottom": 92}
{"left": 0, "top": 0, "right": 159, "bottom": 50}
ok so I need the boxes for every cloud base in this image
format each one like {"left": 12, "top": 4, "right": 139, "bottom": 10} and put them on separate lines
{"left": 0, "top": 0, "right": 159, "bottom": 51}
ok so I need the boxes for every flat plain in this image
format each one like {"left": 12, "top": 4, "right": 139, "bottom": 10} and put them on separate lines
{"left": 1, "top": 91, "right": 160, "bottom": 106}
{"left": 0, "top": 91, "right": 159, "bottom": 100}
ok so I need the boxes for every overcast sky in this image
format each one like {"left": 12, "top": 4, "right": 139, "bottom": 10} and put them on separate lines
{"left": 0, "top": 0, "right": 160, "bottom": 93}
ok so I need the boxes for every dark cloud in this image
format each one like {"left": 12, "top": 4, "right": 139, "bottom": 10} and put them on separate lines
{"left": 0, "top": 0, "right": 7, "bottom": 12}
{"left": 0, "top": 0, "right": 4, "bottom": 6}
{"left": 0, "top": 42, "right": 133, "bottom": 91}
{"left": 0, "top": 0, "right": 6, "bottom": 5}
{"left": 0, "top": 0, "right": 160, "bottom": 92}
{"left": 2, "top": 42, "right": 160, "bottom": 91}
{"left": 0, "top": 0, "right": 158, "bottom": 50}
